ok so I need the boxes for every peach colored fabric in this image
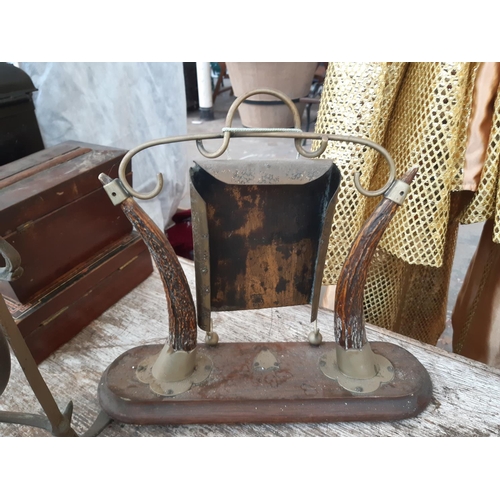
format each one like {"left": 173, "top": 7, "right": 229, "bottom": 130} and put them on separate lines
{"left": 462, "top": 63, "right": 500, "bottom": 191}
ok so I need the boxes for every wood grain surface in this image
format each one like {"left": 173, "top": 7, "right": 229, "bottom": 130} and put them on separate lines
{"left": 0, "top": 142, "right": 133, "bottom": 303}
{"left": 99, "top": 341, "right": 432, "bottom": 424}
{"left": 1, "top": 259, "right": 499, "bottom": 437}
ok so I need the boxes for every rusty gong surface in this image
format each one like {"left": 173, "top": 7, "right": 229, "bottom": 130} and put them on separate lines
{"left": 190, "top": 159, "right": 340, "bottom": 317}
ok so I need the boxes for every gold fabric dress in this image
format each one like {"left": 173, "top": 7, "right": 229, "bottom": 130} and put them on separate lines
{"left": 315, "top": 62, "right": 500, "bottom": 365}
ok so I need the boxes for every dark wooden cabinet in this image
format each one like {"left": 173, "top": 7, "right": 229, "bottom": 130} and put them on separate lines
{"left": 0, "top": 141, "right": 134, "bottom": 302}
{"left": 0, "top": 141, "right": 153, "bottom": 362}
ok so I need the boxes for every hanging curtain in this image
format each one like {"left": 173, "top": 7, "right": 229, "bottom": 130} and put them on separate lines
{"left": 19, "top": 62, "right": 189, "bottom": 231}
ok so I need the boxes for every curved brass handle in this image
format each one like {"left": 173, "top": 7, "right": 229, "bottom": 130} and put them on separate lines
{"left": 197, "top": 88, "right": 329, "bottom": 159}
{"left": 227, "top": 88, "right": 303, "bottom": 129}
{"left": 0, "top": 238, "right": 23, "bottom": 281}
{"left": 196, "top": 88, "right": 302, "bottom": 158}
{"left": 115, "top": 88, "right": 397, "bottom": 200}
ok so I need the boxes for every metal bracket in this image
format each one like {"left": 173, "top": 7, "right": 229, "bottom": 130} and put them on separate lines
{"left": 136, "top": 347, "right": 213, "bottom": 397}
{"left": 0, "top": 250, "right": 111, "bottom": 437}
{"left": 384, "top": 178, "right": 412, "bottom": 205}
{"left": 98, "top": 173, "right": 130, "bottom": 205}
{"left": 319, "top": 344, "right": 395, "bottom": 394}
{"left": 253, "top": 348, "right": 280, "bottom": 372}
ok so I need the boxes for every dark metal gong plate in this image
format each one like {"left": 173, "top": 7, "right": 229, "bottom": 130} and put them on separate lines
{"left": 190, "top": 159, "right": 340, "bottom": 331}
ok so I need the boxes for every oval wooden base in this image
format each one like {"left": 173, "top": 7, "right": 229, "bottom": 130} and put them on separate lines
{"left": 98, "top": 341, "right": 432, "bottom": 425}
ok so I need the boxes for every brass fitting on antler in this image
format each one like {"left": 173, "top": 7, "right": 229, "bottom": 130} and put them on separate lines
{"left": 320, "top": 168, "right": 418, "bottom": 393}
{"left": 98, "top": 173, "right": 211, "bottom": 397}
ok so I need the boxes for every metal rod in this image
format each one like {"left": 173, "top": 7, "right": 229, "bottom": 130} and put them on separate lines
{"left": 118, "top": 130, "right": 396, "bottom": 199}
{"left": 0, "top": 295, "right": 77, "bottom": 436}
{"left": 0, "top": 411, "right": 54, "bottom": 432}
{"left": 116, "top": 88, "right": 397, "bottom": 201}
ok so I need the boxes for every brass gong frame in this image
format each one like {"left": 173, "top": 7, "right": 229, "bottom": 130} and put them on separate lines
{"left": 114, "top": 88, "right": 397, "bottom": 201}
{"left": 97, "top": 88, "right": 431, "bottom": 426}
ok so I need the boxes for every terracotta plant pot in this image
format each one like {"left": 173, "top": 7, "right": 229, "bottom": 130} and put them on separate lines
{"left": 226, "top": 62, "right": 318, "bottom": 128}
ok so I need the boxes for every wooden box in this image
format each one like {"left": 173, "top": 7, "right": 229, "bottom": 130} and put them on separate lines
{"left": 0, "top": 141, "right": 133, "bottom": 303}
{"left": 4, "top": 232, "right": 153, "bottom": 364}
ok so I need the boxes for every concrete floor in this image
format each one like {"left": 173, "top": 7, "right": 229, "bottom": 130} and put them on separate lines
{"left": 184, "top": 87, "right": 483, "bottom": 353}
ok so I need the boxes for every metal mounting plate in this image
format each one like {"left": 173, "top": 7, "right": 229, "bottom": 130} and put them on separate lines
{"left": 319, "top": 349, "right": 394, "bottom": 393}
{"left": 136, "top": 351, "right": 213, "bottom": 397}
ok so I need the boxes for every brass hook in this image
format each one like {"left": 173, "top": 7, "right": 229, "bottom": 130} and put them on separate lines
{"left": 295, "top": 135, "right": 329, "bottom": 158}
{"left": 196, "top": 130, "right": 231, "bottom": 158}
{"left": 118, "top": 142, "right": 164, "bottom": 200}
{"left": 352, "top": 141, "right": 396, "bottom": 197}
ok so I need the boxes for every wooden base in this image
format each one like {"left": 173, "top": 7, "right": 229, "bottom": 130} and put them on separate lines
{"left": 98, "top": 341, "right": 432, "bottom": 425}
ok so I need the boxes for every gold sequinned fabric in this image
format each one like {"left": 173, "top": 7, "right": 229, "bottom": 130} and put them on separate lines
{"left": 375, "top": 63, "right": 477, "bottom": 265}
{"left": 315, "top": 62, "right": 500, "bottom": 345}
{"left": 314, "top": 62, "right": 407, "bottom": 284}
{"left": 317, "top": 63, "right": 479, "bottom": 284}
